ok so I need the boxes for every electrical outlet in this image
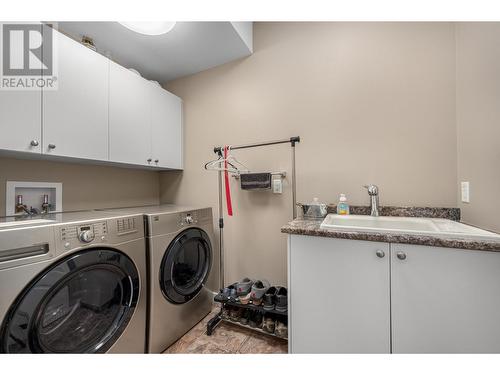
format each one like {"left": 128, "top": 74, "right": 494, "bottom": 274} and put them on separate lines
{"left": 461, "top": 181, "right": 470, "bottom": 203}
{"left": 273, "top": 179, "right": 283, "bottom": 194}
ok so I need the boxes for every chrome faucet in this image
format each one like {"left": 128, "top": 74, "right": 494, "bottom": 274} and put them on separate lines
{"left": 41, "top": 194, "right": 51, "bottom": 214}
{"left": 15, "top": 195, "right": 39, "bottom": 216}
{"left": 363, "top": 184, "right": 380, "bottom": 217}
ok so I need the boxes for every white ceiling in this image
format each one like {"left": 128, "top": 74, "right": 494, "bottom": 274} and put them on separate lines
{"left": 56, "top": 22, "right": 252, "bottom": 83}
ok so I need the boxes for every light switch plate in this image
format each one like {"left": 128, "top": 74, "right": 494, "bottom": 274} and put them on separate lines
{"left": 461, "top": 181, "right": 470, "bottom": 203}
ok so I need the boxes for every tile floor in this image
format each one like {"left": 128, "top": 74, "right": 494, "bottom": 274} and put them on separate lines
{"left": 164, "top": 305, "right": 288, "bottom": 354}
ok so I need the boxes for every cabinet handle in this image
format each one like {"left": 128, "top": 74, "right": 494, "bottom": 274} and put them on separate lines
{"left": 30, "top": 140, "right": 39, "bottom": 147}
{"left": 396, "top": 251, "right": 407, "bottom": 260}
{"left": 48, "top": 144, "right": 56, "bottom": 149}
{"left": 154, "top": 159, "right": 159, "bottom": 163}
{"left": 147, "top": 158, "right": 152, "bottom": 163}
{"left": 376, "top": 249, "right": 385, "bottom": 258}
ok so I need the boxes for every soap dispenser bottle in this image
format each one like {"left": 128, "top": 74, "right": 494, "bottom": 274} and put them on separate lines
{"left": 337, "top": 194, "right": 350, "bottom": 215}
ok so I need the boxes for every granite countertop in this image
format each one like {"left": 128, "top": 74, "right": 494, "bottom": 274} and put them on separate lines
{"left": 282, "top": 206, "right": 500, "bottom": 252}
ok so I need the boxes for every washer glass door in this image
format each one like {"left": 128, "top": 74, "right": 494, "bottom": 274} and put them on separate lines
{"left": 160, "top": 228, "right": 212, "bottom": 304}
{"left": 0, "top": 249, "right": 140, "bottom": 353}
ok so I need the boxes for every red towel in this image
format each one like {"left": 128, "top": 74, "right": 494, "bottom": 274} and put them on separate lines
{"left": 224, "top": 146, "right": 233, "bottom": 216}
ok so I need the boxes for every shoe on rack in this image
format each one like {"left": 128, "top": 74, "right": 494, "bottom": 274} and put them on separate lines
{"left": 229, "top": 286, "right": 238, "bottom": 302}
{"left": 219, "top": 283, "right": 237, "bottom": 302}
{"left": 275, "top": 287, "right": 288, "bottom": 312}
{"left": 239, "top": 309, "right": 252, "bottom": 325}
{"left": 263, "top": 286, "right": 277, "bottom": 310}
{"left": 239, "top": 292, "right": 252, "bottom": 305}
{"left": 262, "top": 317, "right": 275, "bottom": 334}
{"left": 221, "top": 306, "right": 231, "bottom": 320}
{"left": 230, "top": 307, "right": 243, "bottom": 322}
{"left": 250, "top": 279, "right": 270, "bottom": 306}
{"left": 236, "top": 277, "right": 254, "bottom": 296}
{"left": 249, "top": 311, "right": 263, "bottom": 328}
{"left": 275, "top": 321, "right": 288, "bottom": 338}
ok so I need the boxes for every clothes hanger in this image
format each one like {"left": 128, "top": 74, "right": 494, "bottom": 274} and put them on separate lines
{"left": 204, "top": 154, "right": 240, "bottom": 173}
{"left": 224, "top": 146, "right": 250, "bottom": 173}
{"left": 204, "top": 146, "right": 250, "bottom": 174}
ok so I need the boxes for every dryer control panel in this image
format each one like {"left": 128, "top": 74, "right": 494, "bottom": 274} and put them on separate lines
{"left": 148, "top": 208, "right": 213, "bottom": 236}
{"left": 178, "top": 212, "right": 199, "bottom": 226}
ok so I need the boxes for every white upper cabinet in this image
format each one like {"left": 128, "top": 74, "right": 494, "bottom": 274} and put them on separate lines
{"left": 0, "top": 90, "right": 41, "bottom": 153}
{"left": 150, "top": 84, "right": 183, "bottom": 169}
{"left": 0, "top": 23, "right": 41, "bottom": 154}
{"left": 43, "top": 29, "right": 109, "bottom": 160}
{"left": 109, "top": 61, "right": 152, "bottom": 166}
{"left": 0, "top": 25, "right": 183, "bottom": 169}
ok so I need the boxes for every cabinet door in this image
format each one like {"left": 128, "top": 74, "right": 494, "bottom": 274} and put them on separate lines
{"left": 150, "top": 85, "right": 183, "bottom": 169}
{"left": 0, "top": 23, "right": 41, "bottom": 153}
{"left": 109, "top": 61, "right": 152, "bottom": 166}
{"left": 43, "top": 29, "right": 109, "bottom": 160}
{"left": 391, "top": 244, "right": 500, "bottom": 353}
{"left": 289, "top": 235, "right": 390, "bottom": 353}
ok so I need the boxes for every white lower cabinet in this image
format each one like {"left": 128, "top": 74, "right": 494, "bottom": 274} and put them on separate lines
{"left": 391, "top": 244, "right": 500, "bottom": 353}
{"left": 289, "top": 236, "right": 500, "bottom": 353}
{"left": 289, "top": 235, "right": 391, "bottom": 353}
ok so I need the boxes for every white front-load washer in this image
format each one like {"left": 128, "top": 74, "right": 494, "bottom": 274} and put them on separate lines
{"left": 0, "top": 211, "right": 147, "bottom": 353}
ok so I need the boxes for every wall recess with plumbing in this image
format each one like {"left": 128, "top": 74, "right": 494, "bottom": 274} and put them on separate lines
{"left": 5, "top": 181, "right": 62, "bottom": 216}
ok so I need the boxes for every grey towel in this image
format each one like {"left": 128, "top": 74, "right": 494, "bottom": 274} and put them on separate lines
{"left": 240, "top": 173, "right": 272, "bottom": 190}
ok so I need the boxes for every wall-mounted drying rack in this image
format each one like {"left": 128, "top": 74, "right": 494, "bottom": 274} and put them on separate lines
{"left": 231, "top": 171, "right": 287, "bottom": 180}
{"left": 204, "top": 136, "right": 300, "bottom": 338}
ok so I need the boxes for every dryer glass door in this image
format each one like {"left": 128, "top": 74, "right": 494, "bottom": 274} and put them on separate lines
{"left": 0, "top": 249, "right": 140, "bottom": 353}
{"left": 160, "top": 228, "right": 212, "bottom": 304}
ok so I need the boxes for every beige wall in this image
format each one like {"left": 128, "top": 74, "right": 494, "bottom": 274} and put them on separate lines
{"left": 160, "top": 22, "right": 458, "bottom": 286}
{"left": 456, "top": 23, "right": 500, "bottom": 233}
{"left": 0, "top": 156, "right": 160, "bottom": 214}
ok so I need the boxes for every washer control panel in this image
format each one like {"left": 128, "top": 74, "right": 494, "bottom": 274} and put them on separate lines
{"left": 60, "top": 221, "right": 107, "bottom": 244}
{"left": 55, "top": 215, "right": 144, "bottom": 255}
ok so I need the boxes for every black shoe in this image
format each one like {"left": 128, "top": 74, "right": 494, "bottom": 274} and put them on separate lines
{"left": 230, "top": 307, "right": 243, "bottom": 322}
{"left": 275, "top": 287, "right": 288, "bottom": 312}
{"left": 239, "top": 309, "right": 252, "bottom": 325}
{"left": 263, "top": 286, "right": 277, "bottom": 310}
{"left": 249, "top": 311, "right": 263, "bottom": 328}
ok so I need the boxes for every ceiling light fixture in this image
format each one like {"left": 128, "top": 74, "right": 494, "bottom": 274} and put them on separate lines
{"left": 119, "top": 22, "right": 176, "bottom": 36}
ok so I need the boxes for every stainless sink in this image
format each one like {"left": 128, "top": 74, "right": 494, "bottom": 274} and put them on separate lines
{"left": 320, "top": 214, "right": 500, "bottom": 240}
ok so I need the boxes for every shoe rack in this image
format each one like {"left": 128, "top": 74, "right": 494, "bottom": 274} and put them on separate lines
{"left": 207, "top": 292, "right": 288, "bottom": 340}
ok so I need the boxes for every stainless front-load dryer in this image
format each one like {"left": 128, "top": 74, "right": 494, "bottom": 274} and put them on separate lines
{"left": 95, "top": 205, "right": 219, "bottom": 353}
{"left": 146, "top": 206, "right": 217, "bottom": 353}
{"left": 0, "top": 211, "right": 147, "bottom": 353}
